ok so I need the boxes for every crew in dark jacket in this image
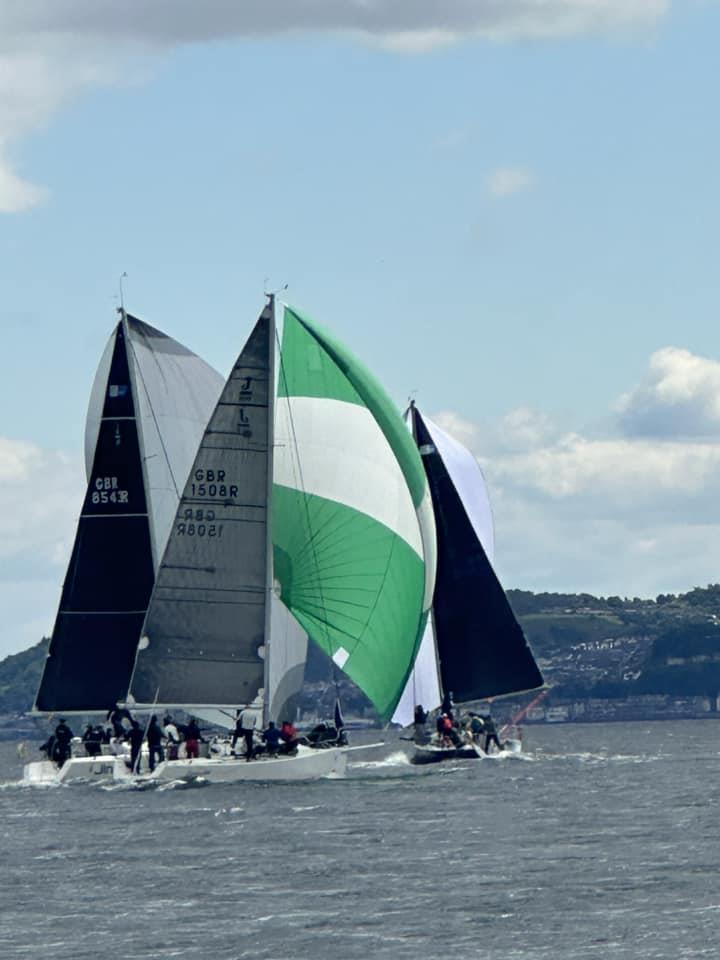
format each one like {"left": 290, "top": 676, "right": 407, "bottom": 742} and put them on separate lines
{"left": 147, "top": 715, "right": 164, "bottom": 771}
{"left": 482, "top": 714, "right": 502, "bottom": 754}
{"left": 262, "top": 722, "right": 281, "bottom": 756}
{"left": 54, "top": 719, "right": 74, "bottom": 767}
{"left": 127, "top": 720, "right": 144, "bottom": 773}
{"left": 107, "top": 705, "right": 133, "bottom": 739}
{"left": 185, "top": 717, "right": 201, "bottom": 759}
{"left": 82, "top": 724, "right": 102, "bottom": 757}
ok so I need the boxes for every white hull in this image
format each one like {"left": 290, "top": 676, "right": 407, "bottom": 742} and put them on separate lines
{"left": 115, "top": 744, "right": 347, "bottom": 784}
{"left": 23, "top": 756, "right": 122, "bottom": 786}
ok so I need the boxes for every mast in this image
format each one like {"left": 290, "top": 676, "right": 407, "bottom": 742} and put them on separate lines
{"left": 121, "top": 305, "right": 160, "bottom": 571}
{"left": 262, "top": 294, "right": 276, "bottom": 729}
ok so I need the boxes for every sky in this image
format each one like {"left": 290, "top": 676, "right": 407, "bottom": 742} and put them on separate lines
{"left": 2, "top": 0, "right": 720, "bottom": 658}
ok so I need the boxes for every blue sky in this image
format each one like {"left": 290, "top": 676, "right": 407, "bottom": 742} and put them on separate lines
{"left": 2, "top": 1, "right": 720, "bottom": 657}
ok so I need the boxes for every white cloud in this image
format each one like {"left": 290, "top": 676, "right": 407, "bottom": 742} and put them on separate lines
{"left": 0, "top": 438, "right": 82, "bottom": 658}
{"left": 0, "top": 0, "right": 671, "bottom": 211}
{"left": 617, "top": 346, "right": 720, "bottom": 437}
{"left": 426, "top": 345, "right": 720, "bottom": 597}
{"left": 0, "top": 159, "right": 47, "bottom": 212}
{"left": 487, "top": 166, "right": 535, "bottom": 197}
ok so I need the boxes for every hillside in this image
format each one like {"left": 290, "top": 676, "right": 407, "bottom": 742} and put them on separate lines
{"left": 507, "top": 585, "right": 720, "bottom": 702}
{"left": 3, "top": 585, "right": 720, "bottom": 723}
{"left": 0, "top": 639, "right": 48, "bottom": 714}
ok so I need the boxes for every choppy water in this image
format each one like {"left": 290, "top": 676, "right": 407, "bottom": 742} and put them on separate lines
{"left": 1, "top": 721, "right": 718, "bottom": 959}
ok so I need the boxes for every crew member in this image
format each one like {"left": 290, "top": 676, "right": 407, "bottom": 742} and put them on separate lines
{"left": 279, "top": 720, "right": 299, "bottom": 754}
{"left": 185, "top": 717, "right": 201, "bottom": 759}
{"left": 82, "top": 723, "right": 102, "bottom": 757}
{"left": 482, "top": 714, "right": 502, "bottom": 754}
{"left": 441, "top": 690, "right": 456, "bottom": 721}
{"left": 147, "top": 715, "right": 164, "bottom": 772}
{"left": 262, "top": 722, "right": 281, "bottom": 756}
{"left": 127, "top": 720, "right": 144, "bottom": 774}
{"left": 232, "top": 708, "right": 257, "bottom": 761}
{"left": 107, "top": 705, "right": 133, "bottom": 739}
{"left": 54, "top": 718, "right": 74, "bottom": 767}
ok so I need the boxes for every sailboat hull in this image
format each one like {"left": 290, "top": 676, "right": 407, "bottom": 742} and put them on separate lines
{"left": 410, "top": 737, "right": 523, "bottom": 765}
{"left": 115, "top": 744, "right": 347, "bottom": 784}
{"left": 22, "top": 756, "right": 122, "bottom": 785}
{"left": 411, "top": 742, "right": 482, "bottom": 764}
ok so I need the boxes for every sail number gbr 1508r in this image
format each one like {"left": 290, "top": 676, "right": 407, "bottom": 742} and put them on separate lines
{"left": 177, "top": 469, "right": 239, "bottom": 538}
{"left": 189, "top": 469, "right": 238, "bottom": 499}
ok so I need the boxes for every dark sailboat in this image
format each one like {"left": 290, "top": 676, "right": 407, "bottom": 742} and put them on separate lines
{"left": 25, "top": 311, "right": 223, "bottom": 782}
{"left": 400, "top": 403, "right": 543, "bottom": 763}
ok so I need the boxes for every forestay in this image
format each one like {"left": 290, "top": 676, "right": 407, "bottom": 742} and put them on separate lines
{"left": 272, "top": 305, "right": 436, "bottom": 722}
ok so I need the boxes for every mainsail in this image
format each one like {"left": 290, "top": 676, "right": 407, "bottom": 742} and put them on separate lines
{"left": 408, "top": 404, "right": 543, "bottom": 704}
{"left": 128, "top": 306, "right": 274, "bottom": 710}
{"left": 273, "top": 305, "right": 436, "bottom": 722}
{"left": 35, "top": 313, "right": 222, "bottom": 712}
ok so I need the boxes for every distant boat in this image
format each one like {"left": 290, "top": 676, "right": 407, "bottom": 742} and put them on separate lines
{"left": 117, "top": 297, "right": 435, "bottom": 783}
{"left": 393, "top": 403, "right": 544, "bottom": 764}
{"left": 24, "top": 311, "right": 223, "bottom": 785}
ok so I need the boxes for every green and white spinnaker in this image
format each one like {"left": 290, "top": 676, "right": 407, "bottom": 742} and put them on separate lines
{"left": 273, "top": 305, "right": 436, "bottom": 722}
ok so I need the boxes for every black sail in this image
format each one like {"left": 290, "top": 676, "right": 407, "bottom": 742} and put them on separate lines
{"left": 129, "top": 307, "right": 272, "bottom": 708}
{"left": 411, "top": 406, "right": 543, "bottom": 702}
{"left": 35, "top": 321, "right": 155, "bottom": 712}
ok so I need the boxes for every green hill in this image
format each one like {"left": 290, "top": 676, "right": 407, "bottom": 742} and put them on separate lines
{"left": 4, "top": 584, "right": 720, "bottom": 716}
{"left": 0, "top": 638, "right": 48, "bottom": 714}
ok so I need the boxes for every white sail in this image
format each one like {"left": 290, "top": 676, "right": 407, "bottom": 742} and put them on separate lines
{"left": 391, "top": 612, "right": 441, "bottom": 727}
{"left": 267, "top": 592, "right": 308, "bottom": 724}
{"left": 421, "top": 414, "right": 495, "bottom": 561}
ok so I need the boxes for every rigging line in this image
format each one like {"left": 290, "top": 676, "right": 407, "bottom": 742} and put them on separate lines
{"left": 125, "top": 329, "right": 182, "bottom": 502}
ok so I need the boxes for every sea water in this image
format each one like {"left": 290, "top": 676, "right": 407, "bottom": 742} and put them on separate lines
{"left": 1, "top": 720, "right": 718, "bottom": 959}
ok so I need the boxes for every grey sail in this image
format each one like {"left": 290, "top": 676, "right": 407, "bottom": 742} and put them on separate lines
{"left": 128, "top": 307, "right": 272, "bottom": 708}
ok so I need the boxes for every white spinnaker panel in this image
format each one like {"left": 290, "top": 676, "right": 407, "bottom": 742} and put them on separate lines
{"left": 268, "top": 592, "right": 308, "bottom": 724}
{"left": 423, "top": 415, "right": 495, "bottom": 562}
{"left": 391, "top": 613, "right": 441, "bottom": 727}
{"left": 126, "top": 318, "right": 224, "bottom": 569}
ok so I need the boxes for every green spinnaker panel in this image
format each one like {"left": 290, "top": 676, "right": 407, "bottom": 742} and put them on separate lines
{"left": 273, "top": 305, "right": 431, "bottom": 721}
{"left": 273, "top": 487, "right": 425, "bottom": 721}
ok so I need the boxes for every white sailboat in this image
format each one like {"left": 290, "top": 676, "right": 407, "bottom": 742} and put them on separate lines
{"left": 24, "top": 311, "right": 224, "bottom": 785}
{"left": 116, "top": 297, "right": 436, "bottom": 784}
